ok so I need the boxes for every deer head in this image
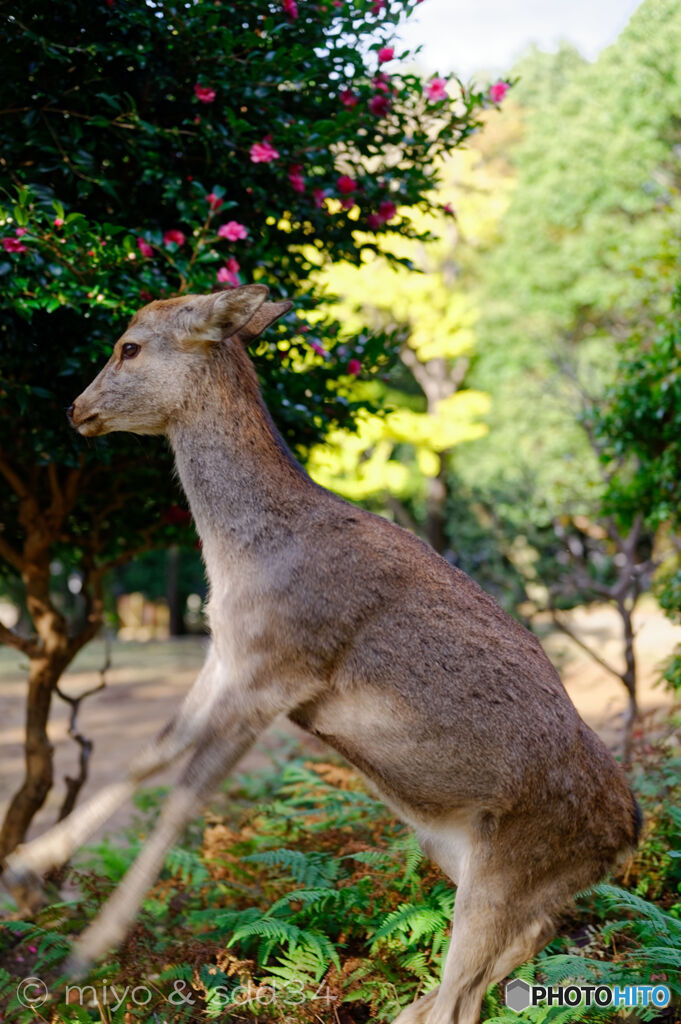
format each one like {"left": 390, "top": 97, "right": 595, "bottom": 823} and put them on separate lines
{"left": 68, "top": 285, "right": 291, "bottom": 436}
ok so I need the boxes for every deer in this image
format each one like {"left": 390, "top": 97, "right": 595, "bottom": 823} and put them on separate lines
{"left": 1, "top": 284, "right": 641, "bottom": 1024}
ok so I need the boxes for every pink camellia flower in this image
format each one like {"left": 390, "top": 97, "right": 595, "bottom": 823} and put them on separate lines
{"left": 339, "top": 88, "right": 358, "bottom": 108}
{"left": 163, "top": 229, "right": 185, "bottom": 246}
{"left": 54, "top": 217, "right": 64, "bottom": 228}
{"left": 372, "top": 72, "right": 391, "bottom": 93}
{"left": 340, "top": 197, "right": 354, "bottom": 210}
{"left": 206, "top": 192, "right": 223, "bottom": 210}
{"left": 425, "top": 76, "right": 448, "bottom": 102}
{"left": 2, "top": 236, "right": 27, "bottom": 253}
{"left": 217, "top": 256, "right": 241, "bottom": 285}
{"left": 378, "top": 46, "right": 394, "bottom": 64}
{"left": 369, "top": 94, "right": 391, "bottom": 116}
{"left": 313, "top": 188, "right": 326, "bottom": 208}
{"left": 137, "top": 237, "right": 153, "bottom": 258}
{"left": 336, "top": 175, "right": 357, "bottom": 194}
{"left": 489, "top": 80, "right": 509, "bottom": 103}
{"left": 347, "top": 358, "right": 362, "bottom": 376}
{"left": 309, "top": 340, "right": 329, "bottom": 358}
{"left": 250, "top": 138, "right": 280, "bottom": 163}
{"left": 218, "top": 220, "right": 248, "bottom": 241}
{"left": 367, "top": 199, "right": 397, "bottom": 229}
{"left": 194, "top": 84, "right": 216, "bottom": 104}
{"left": 283, "top": 0, "right": 298, "bottom": 16}
{"left": 377, "top": 199, "right": 397, "bottom": 222}
{"left": 15, "top": 227, "right": 28, "bottom": 236}
{"left": 288, "top": 164, "right": 306, "bottom": 193}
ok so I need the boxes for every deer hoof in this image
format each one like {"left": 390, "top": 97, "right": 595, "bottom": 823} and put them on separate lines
{"left": 63, "top": 948, "right": 93, "bottom": 981}
{"left": 1, "top": 860, "right": 48, "bottom": 916}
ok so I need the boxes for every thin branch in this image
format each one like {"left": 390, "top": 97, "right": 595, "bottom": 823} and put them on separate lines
{"left": 0, "top": 453, "right": 30, "bottom": 499}
{"left": 549, "top": 610, "right": 625, "bottom": 683}
{"left": 386, "top": 495, "right": 421, "bottom": 536}
{"left": 46, "top": 462, "right": 64, "bottom": 524}
{"left": 54, "top": 637, "right": 110, "bottom": 822}
{"left": 95, "top": 530, "right": 159, "bottom": 575}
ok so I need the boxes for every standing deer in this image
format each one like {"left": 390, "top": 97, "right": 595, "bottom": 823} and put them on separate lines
{"left": 2, "top": 285, "right": 640, "bottom": 1024}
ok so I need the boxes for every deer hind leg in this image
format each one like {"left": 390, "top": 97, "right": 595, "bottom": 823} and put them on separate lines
{"left": 429, "top": 876, "right": 555, "bottom": 1024}
{"left": 2, "top": 647, "right": 224, "bottom": 910}
{"left": 392, "top": 854, "right": 558, "bottom": 1024}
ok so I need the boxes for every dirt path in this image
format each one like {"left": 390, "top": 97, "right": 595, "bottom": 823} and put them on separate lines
{"left": 1, "top": 599, "right": 679, "bottom": 845}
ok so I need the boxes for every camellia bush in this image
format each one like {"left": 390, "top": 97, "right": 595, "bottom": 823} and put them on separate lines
{"left": 0, "top": 0, "right": 501, "bottom": 855}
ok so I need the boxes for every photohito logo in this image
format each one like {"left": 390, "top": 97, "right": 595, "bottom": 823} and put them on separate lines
{"left": 16, "top": 977, "right": 48, "bottom": 1008}
{"left": 505, "top": 978, "right": 671, "bottom": 1012}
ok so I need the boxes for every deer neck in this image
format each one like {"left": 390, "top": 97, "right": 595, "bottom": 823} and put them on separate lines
{"left": 167, "top": 341, "right": 313, "bottom": 575}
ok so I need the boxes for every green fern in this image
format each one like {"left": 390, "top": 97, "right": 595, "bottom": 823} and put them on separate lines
{"left": 243, "top": 847, "right": 340, "bottom": 888}
{"left": 165, "top": 845, "right": 210, "bottom": 886}
{"left": 157, "top": 962, "right": 194, "bottom": 983}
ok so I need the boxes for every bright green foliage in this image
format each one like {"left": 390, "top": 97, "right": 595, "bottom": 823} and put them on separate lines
{"left": 2, "top": 745, "right": 680, "bottom": 1023}
{"left": 463, "top": 0, "right": 681, "bottom": 523}
{"left": 307, "top": 386, "right": 490, "bottom": 501}
{"left": 596, "top": 286, "right": 681, "bottom": 530}
{"left": 305, "top": 137, "right": 512, "bottom": 519}
{"left": 595, "top": 286, "right": 681, "bottom": 687}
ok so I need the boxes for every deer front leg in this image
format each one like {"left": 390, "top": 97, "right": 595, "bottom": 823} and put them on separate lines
{"left": 65, "top": 685, "right": 285, "bottom": 976}
{"left": 2, "top": 647, "right": 223, "bottom": 912}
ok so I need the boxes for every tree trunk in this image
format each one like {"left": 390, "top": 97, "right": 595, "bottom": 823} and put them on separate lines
{"left": 618, "top": 597, "right": 639, "bottom": 766}
{"left": 0, "top": 523, "right": 101, "bottom": 858}
{"left": 166, "top": 545, "right": 185, "bottom": 636}
{"left": 0, "top": 654, "right": 63, "bottom": 859}
{"left": 425, "top": 467, "right": 448, "bottom": 555}
{"left": 0, "top": 460, "right": 107, "bottom": 858}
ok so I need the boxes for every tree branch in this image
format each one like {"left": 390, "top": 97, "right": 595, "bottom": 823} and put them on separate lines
{"left": 0, "top": 453, "right": 30, "bottom": 499}
{"left": 386, "top": 495, "right": 421, "bottom": 536}
{"left": 0, "top": 621, "right": 39, "bottom": 658}
{"left": 549, "top": 610, "right": 625, "bottom": 683}
{"left": 95, "top": 533, "right": 159, "bottom": 575}
{"left": 55, "top": 638, "right": 110, "bottom": 822}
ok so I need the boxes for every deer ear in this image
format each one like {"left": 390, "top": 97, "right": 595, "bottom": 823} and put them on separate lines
{"left": 177, "top": 285, "right": 269, "bottom": 345}
{"left": 211, "top": 284, "right": 270, "bottom": 334}
{"left": 234, "top": 299, "right": 294, "bottom": 344}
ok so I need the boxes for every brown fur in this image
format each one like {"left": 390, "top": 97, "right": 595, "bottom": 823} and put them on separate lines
{"left": 2, "top": 286, "right": 640, "bottom": 1023}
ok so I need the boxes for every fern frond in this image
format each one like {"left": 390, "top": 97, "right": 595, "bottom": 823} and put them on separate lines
{"left": 229, "top": 915, "right": 302, "bottom": 949}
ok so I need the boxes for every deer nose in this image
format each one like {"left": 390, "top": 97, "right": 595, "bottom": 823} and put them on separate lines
{"left": 66, "top": 404, "right": 75, "bottom": 423}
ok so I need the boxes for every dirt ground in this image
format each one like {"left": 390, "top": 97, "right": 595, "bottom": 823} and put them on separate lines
{"left": 1, "top": 597, "right": 679, "bottom": 846}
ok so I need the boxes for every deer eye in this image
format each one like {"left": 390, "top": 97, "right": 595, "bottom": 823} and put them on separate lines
{"left": 121, "top": 342, "right": 140, "bottom": 360}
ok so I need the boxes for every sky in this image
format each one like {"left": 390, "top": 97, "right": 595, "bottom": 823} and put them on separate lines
{"left": 397, "top": 0, "right": 644, "bottom": 79}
